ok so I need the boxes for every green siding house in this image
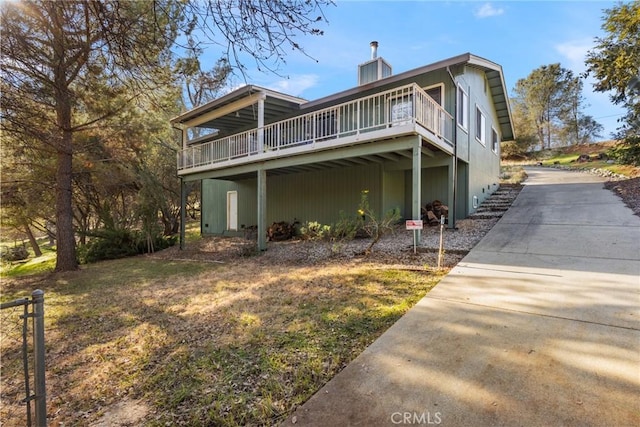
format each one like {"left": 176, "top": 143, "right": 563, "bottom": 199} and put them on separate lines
{"left": 171, "top": 46, "right": 515, "bottom": 250}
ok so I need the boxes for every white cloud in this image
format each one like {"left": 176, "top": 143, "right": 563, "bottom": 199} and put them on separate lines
{"left": 555, "top": 39, "right": 593, "bottom": 71}
{"left": 266, "top": 74, "right": 320, "bottom": 97}
{"left": 475, "top": 3, "right": 504, "bottom": 18}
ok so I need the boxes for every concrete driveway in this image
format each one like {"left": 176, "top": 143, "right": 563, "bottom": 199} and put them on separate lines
{"left": 285, "top": 167, "right": 640, "bottom": 427}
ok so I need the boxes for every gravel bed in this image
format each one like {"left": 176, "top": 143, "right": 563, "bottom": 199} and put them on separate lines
{"left": 153, "top": 185, "right": 522, "bottom": 269}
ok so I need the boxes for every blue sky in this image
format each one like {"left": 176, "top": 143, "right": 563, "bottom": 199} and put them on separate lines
{"left": 210, "top": 1, "right": 626, "bottom": 139}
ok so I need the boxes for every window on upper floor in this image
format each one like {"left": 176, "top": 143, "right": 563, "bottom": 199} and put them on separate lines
{"left": 424, "top": 84, "right": 444, "bottom": 107}
{"left": 492, "top": 127, "right": 499, "bottom": 153}
{"left": 389, "top": 94, "right": 413, "bottom": 126}
{"left": 457, "top": 85, "right": 468, "bottom": 131}
{"left": 476, "top": 106, "right": 486, "bottom": 145}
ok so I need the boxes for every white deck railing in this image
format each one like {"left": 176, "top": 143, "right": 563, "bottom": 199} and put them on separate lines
{"left": 178, "top": 83, "right": 453, "bottom": 172}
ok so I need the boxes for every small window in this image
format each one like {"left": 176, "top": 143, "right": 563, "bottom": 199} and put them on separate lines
{"left": 476, "top": 106, "right": 486, "bottom": 145}
{"left": 457, "top": 85, "right": 468, "bottom": 130}
{"left": 424, "top": 84, "right": 444, "bottom": 107}
{"left": 491, "top": 128, "right": 499, "bottom": 153}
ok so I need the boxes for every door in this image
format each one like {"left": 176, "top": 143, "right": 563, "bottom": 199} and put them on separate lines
{"left": 226, "top": 191, "right": 238, "bottom": 231}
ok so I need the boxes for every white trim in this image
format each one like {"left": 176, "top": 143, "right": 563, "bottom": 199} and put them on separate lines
{"left": 182, "top": 92, "right": 266, "bottom": 130}
{"left": 226, "top": 191, "right": 238, "bottom": 231}
{"left": 475, "top": 104, "right": 486, "bottom": 145}
{"left": 491, "top": 127, "right": 499, "bottom": 154}
{"left": 457, "top": 84, "right": 469, "bottom": 132}
{"left": 423, "top": 83, "right": 445, "bottom": 109}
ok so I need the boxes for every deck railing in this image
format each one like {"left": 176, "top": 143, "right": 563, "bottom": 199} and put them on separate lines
{"left": 178, "top": 83, "right": 453, "bottom": 172}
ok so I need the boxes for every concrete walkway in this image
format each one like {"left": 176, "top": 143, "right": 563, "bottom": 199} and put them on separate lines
{"left": 285, "top": 167, "right": 640, "bottom": 427}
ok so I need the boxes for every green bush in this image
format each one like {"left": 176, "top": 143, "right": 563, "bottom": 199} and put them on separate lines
{"left": 78, "top": 228, "right": 176, "bottom": 264}
{"left": 0, "top": 245, "right": 29, "bottom": 262}
{"left": 298, "top": 212, "right": 365, "bottom": 242}
{"left": 332, "top": 211, "right": 363, "bottom": 240}
{"left": 609, "top": 135, "right": 640, "bottom": 166}
{"left": 298, "top": 221, "right": 332, "bottom": 240}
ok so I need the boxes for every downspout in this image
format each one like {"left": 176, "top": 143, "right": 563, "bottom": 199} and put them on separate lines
{"left": 446, "top": 66, "right": 458, "bottom": 229}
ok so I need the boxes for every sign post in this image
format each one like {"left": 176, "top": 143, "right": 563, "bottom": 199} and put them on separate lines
{"left": 405, "top": 220, "right": 423, "bottom": 254}
{"left": 437, "top": 215, "right": 445, "bottom": 269}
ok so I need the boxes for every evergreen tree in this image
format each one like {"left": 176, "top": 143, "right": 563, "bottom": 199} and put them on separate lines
{"left": 1, "top": 0, "right": 330, "bottom": 271}
{"left": 585, "top": 1, "right": 640, "bottom": 164}
{"left": 512, "top": 64, "right": 601, "bottom": 149}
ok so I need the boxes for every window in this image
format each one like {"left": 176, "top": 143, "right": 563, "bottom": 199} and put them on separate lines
{"left": 475, "top": 106, "right": 486, "bottom": 144}
{"left": 424, "top": 84, "right": 444, "bottom": 107}
{"left": 389, "top": 94, "right": 413, "bottom": 126}
{"left": 491, "top": 128, "right": 499, "bottom": 153}
{"left": 457, "top": 85, "right": 468, "bottom": 130}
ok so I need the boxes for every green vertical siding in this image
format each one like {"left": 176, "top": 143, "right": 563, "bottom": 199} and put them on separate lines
{"left": 268, "top": 163, "right": 382, "bottom": 225}
{"left": 201, "top": 179, "right": 257, "bottom": 235}
{"left": 201, "top": 180, "right": 234, "bottom": 234}
{"left": 403, "top": 166, "right": 449, "bottom": 217}
{"left": 456, "top": 161, "right": 469, "bottom": 218}
{"left": 202, "top": 163, "right": 386, "bottom": 234}
{"left": 382, "top": 170, "right": 405, "bottom": 217}
{"left": 464, "top": 67, "right": 501, "bottom": 210}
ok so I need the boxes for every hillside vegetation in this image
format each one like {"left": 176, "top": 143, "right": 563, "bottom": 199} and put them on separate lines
{"left": 539, "top": 141, "right": 638, "bottom": 176}
{"left": 505, "top": 141, "right": 640, "bottom": 178}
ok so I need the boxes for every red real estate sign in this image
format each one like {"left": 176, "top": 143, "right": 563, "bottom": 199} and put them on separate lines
{"left": 405, "top": 220, "right": 423, "bottom": 230}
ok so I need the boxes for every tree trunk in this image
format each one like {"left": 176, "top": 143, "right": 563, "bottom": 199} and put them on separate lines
{"left": 51, "top": 2, "right": 79, "bottom": 272}
{"left": 53, "top": 74, "right": 78, "bottom": 268}
{"left": 55, "top": 137, "right": 78, "bottom": 271}
{"left": 23, "top": 222, "right": 42, "bottom": 257}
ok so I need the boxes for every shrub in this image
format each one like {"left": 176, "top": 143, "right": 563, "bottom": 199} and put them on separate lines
{"left": 78, "top": 228, "right": 176, "bottom": 264}
{"left": 609, "top": 135, "right": 640, "bottom": 166}
{"left": 358, "top": 190, "right": 401, "bottom": 254}
{"left": 0, "top": 245, "right": 29, "bottom": 262}
{"left": 298, "top": 221, "right": 331, "bottom": 240}
{"left": 331, "top": 211, "right": 363, "bottom": 240}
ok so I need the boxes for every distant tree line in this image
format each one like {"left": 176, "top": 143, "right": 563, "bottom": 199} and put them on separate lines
{"left": 510, "top": 64, "right": 603, "bottom": 152}
{"left": 505, "top": 1, "right": 639, "bottom": 162}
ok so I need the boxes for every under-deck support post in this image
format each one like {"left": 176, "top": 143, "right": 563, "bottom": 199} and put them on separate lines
{"left": 257, "top": 168, "right": 267, "bottom": 251}
{"left": 448, "top": 155, "right": 456, "bottom": 229}
{"left": 412, "top": 136, "right": 422, "bottom": 244}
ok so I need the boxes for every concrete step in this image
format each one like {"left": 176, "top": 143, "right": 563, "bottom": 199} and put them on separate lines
{"left": 476, "top": 206, "right": 510, "bottom": 213}
{"left": 469, "top": 211, "right": 505, "bottom": 219}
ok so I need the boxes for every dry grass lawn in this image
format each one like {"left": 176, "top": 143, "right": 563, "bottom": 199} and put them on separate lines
{"left": 1, "top": 240, "right": 448, "bottom": 426}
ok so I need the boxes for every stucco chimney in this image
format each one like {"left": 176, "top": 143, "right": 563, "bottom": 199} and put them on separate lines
{"left": 370, "top": 41, "right": 378, "bottom": 60}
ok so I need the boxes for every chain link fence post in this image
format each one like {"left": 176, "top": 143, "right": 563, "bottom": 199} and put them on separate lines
{"left": 31, "top": 289, "right": 47, "bottom": 426}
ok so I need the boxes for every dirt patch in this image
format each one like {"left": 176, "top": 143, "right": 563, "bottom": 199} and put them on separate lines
{"left": 90, "top": 399, "right": 149, "bottom": 427}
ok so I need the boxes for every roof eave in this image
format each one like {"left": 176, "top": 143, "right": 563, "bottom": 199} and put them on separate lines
{"left": 170, "top": 85, "right": 307, "bottom": 125}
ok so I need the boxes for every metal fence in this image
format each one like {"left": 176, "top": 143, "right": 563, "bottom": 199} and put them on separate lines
{"left": 0, "top": 290, "right": 46, "bottom": 427}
